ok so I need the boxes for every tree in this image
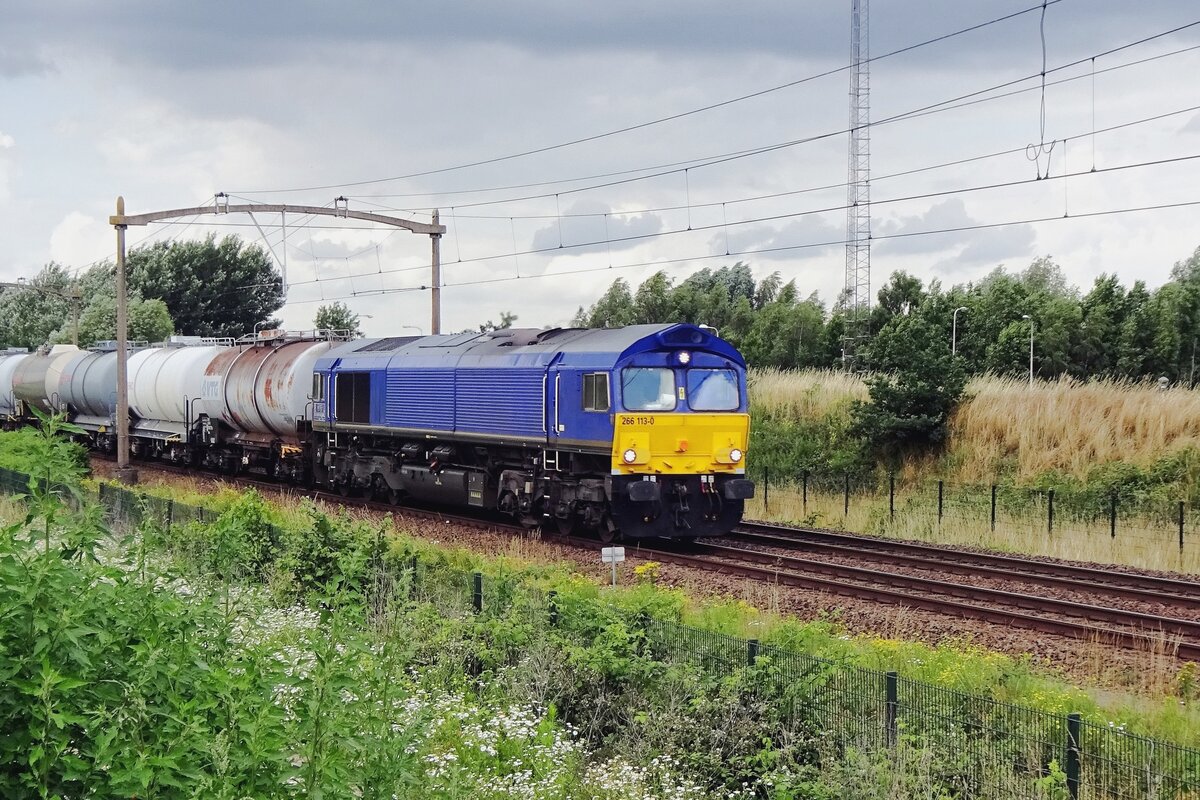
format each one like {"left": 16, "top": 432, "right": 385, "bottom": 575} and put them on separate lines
{"left": 313, "top": 302, "right": 362, "bottom": 337}
{"left": 63, "top": 293, "right": 174, "bottom": 346}
{"left": 478, "top": 311, "right": 518, "bottom": 332}
{"left": 852, "top": 314, "right": 968, "bottom": 461}
{"left": 0, "top": 263, "right": 73, "bottom": 350}
{"left": 126, "top": 234, "right": 284, "bottom": 338}
{"left": 575, "top": 279, "right": 635, "bottom": 328}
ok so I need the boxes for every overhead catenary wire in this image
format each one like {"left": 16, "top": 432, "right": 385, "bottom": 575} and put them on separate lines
{"left": 341, "top": 27, "right": 1200, "bottom": 216}
{"left": 279, "top": 149, "right": 1200, "bottom": 290}
{"left": 231, "top": 0, "right": 1069, "bottom": 196}
{"left": 280, "top": 196, "right": 1200, "bottom": 307}
{"left": 337, "top": 39, "right": 1200, "bottom": 207}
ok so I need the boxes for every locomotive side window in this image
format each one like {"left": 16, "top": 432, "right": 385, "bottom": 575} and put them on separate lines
{"left": 621, "top": 367, "right": 676, "bottom": 411}
{"left": 311, "top": 373, "right": 325, "bottom": 401}
{"left": 334, "top": 372, "right": 371, "bottom": 424}
{"left": 582, "top": 372, "right": 610, "bottom": 412}
{"left": 687, "top": 368, "right": 739, "bottom": 411}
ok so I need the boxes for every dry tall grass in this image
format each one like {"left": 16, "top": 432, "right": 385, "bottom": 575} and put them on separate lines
{"left": 951, "top": 375, "right": 1200, "bottom": 483}
{"left": 748, "top": 368, "right": 867, "bottom": 420}
{"left": 749, "top": 369, "right": 1200, "bottom": 483}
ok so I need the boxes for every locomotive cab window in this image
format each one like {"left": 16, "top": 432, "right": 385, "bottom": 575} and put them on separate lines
{"left": 621, "top": 367, "right": 676, "bottom": 411}
{"left": 334, "top": 372, "right": 371, "bottom": 424}
{"left": 311, "top": 374, "right": 325, "bottom": 401}
{"left": 687, "top": 368, "right": 739, "bottom": 411}
{"left": 582, "top": 372, "right": 610, "bottom": 412}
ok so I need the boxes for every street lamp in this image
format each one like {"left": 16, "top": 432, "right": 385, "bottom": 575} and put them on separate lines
{"left": 951, "top": 307, "right": 968, "bottom": 356}
{"left": 1021, "top": 314, "right": 1034, "bottom": 387}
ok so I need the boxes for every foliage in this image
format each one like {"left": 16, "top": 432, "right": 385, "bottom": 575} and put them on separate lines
{"left": 126, "top": 234, "right": 284, "bottom": 338}
{"left": 852, "top": 313, "right": 968, "bottom": 461}
{"left": 478, "top": 310, "right": 518, "bottom": 332}
{"left": 0, "top": 263, "right": 74, "bottom": 350}
{"left": 313, "top": 301, "right": 362, "bottom": 337}
{"left": 573, "top": 249, "right": 1200, "bottom": 385}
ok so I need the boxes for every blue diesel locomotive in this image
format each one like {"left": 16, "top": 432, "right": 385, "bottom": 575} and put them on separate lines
{"left": 312, "top": 323, "right": 754, "bottom": 539}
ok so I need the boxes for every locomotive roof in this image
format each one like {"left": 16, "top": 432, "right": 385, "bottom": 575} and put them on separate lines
{"left": 315, "top": 323, "right": 744, "bottom": 369}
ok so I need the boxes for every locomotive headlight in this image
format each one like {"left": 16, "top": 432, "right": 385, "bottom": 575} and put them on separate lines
{"left": 677, "top": 351, "right": 691, "bottom": 365}
{"left": 729, "top": 448, "right": 743, "bottom": 463}
{"left": 623, "top": 448, "right": 638, "bottom": 464}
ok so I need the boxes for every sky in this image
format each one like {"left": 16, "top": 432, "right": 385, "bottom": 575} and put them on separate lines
{"left": 1, "top": 0, "right": 1199, "bottom": 337}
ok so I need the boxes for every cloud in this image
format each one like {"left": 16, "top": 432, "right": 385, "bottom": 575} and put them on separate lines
{"left": 0, "top": 46, "right": 54, "bottom": 77}
{"left": 0, "top": 133, "right": 13, "bottom": 149}
{"left": 529, "top": 199, "right": 663, "bottom": 266}
{"left": 1182, "top": 113, "right": 1200, "bottom": 135}
{"left": 49, "top": 212, "right": 109, "bottom": 268}
{"left": 716, "top": 213, "right": 842, "bottom": 260}
{"left": 874, "top": 198, "right": 1035, "bottom": 271}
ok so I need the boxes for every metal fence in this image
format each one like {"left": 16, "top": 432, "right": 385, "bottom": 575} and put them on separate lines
{"left": 755, "top": 466, "right": 1199, "bottom": 554}
{"left": 3, "top": 468, "right": 1199, "bottom": 798}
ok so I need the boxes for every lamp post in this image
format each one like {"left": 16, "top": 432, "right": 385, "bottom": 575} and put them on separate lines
{"left": 951, "top": 306, "right": 968, "bottom": 356}
{"left": 1021, "top": 314, "right": 1034, "bottom": 387}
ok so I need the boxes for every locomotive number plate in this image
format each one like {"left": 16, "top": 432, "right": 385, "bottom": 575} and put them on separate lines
{"left": 619, "top": 415, "right": 655, "bottom": 426}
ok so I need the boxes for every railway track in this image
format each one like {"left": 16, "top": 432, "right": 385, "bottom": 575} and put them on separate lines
{"left": 90, "top": 456, "right": 1200, "bottom": 660}
{"left": 627, "top": 537, "right": 1200, "bottom": 661}
{"left": 732, "top": 521, "right": 1200, "bottom": 609}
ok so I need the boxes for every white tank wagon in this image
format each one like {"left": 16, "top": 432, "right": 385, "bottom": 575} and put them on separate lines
{"left": 127, "top": 338, "right": 232, "bottom": 441}
{"left": 0, "top": 350, "right": 30, "bottom": 422}
{"left": 12, "top": 345, "right": 80, "bottom": 415}
{"left": 56, "top": 349, "right": 121, "bottom": 432}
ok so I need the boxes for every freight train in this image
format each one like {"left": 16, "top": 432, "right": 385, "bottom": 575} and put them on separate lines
{"left": 0, "top": 323, "right": 754, "bottom": 540}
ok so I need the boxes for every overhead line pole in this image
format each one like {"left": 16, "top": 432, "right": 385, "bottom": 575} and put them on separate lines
{"left": 109, "top": 195, "right": 444, "bottom": 482}
{"left": 113, "top": 197, "right": 136, "bottom": 484}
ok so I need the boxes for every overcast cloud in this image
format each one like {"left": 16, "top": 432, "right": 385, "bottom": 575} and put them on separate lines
{"left": 1, "top": 1, "right": 1199, "bottom": 334}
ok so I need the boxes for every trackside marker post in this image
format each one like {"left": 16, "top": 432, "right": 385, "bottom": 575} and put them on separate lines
{"left": 601, "top": 546, "right": 625, "bottom": 587}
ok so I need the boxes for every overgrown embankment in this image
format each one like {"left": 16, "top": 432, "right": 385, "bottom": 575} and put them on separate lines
{"left": 749, "top": 368, "right": 1200, "bottom": 503}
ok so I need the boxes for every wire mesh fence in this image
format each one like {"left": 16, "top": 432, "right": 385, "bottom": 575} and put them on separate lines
{"left": 750, "top": 467, "right": 1199, "bottom": 571}
{"left": 3, "top": 469, "right": 1199, "bottom": 798}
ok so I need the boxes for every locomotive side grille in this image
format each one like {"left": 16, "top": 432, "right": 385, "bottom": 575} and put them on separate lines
{"left": 455, "top": 367, "right": 543, "bottom": 437}
{"left": 385, "top": 368, "right": 455, "bottom": 429}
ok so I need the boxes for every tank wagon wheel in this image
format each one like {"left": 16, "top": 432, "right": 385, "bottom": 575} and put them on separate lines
{"left": 386, "top": 488, "right": 404, "bottom": 506}
{"left": 337, "top": 481, "right": 353, "bottom": 498}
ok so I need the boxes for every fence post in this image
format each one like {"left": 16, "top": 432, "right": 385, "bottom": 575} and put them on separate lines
{"left": 409, "top": 555, "right": 419, "bottom": 599}
{"left": 548, "top": 590, "right": 559, "bottom": 627}
{"left": 472, "top": 572, "right": 483, "bottom": 614}
{"left": 1065, "top": 712, "right": 1082, "bottom": 800}
{"left": 166, "top": 499, "right": 174, "bottom": 529}
{"left": 937, "top": 480, "right": 944, "bottom": 524}
{"left": 885, "top": 671, "right": 899, "bottom": 747}
{"left": 1180, "top": 501, "right": 1186, "bottom": 553}
{"left": 763, "top": 467, "right": 769, "bottom": 513}
{"left": 988, "top": 482, "right": 998, "bottom": 532}
{"left": 889, "top": 473, "right": 895, "bottom": 521}
{"left": 1048, "top": 490, "right": 1055, "bottom": 533}
{"left": 802, "top": 470, "right": 808, "bottom": 514}
{"left": 843, "top": 473, "right": 850, "bottom": 517}
{"left": 747, "top": 638, "right": 759, "bottom": 667}
{"left": 1109, "top": 494, "right": 1117, "bottom": 539}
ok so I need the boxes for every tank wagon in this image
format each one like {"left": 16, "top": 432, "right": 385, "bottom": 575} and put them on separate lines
{"left": 314, "top": 323, "right": 754, "bottom": 539}
{"left": 0, "top": 348, "right": 31, "bottom": 425}
{"left": 8, "top": 323, "right": 754, "bottom": 540}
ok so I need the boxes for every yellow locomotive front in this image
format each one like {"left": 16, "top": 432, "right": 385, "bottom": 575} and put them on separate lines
{"left": 606, "top": 347, "right": 754, "bottom": 538}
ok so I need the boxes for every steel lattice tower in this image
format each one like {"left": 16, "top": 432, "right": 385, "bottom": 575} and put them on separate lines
{"left": 843, "top": 0, "right": 871, "bottom": 368}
